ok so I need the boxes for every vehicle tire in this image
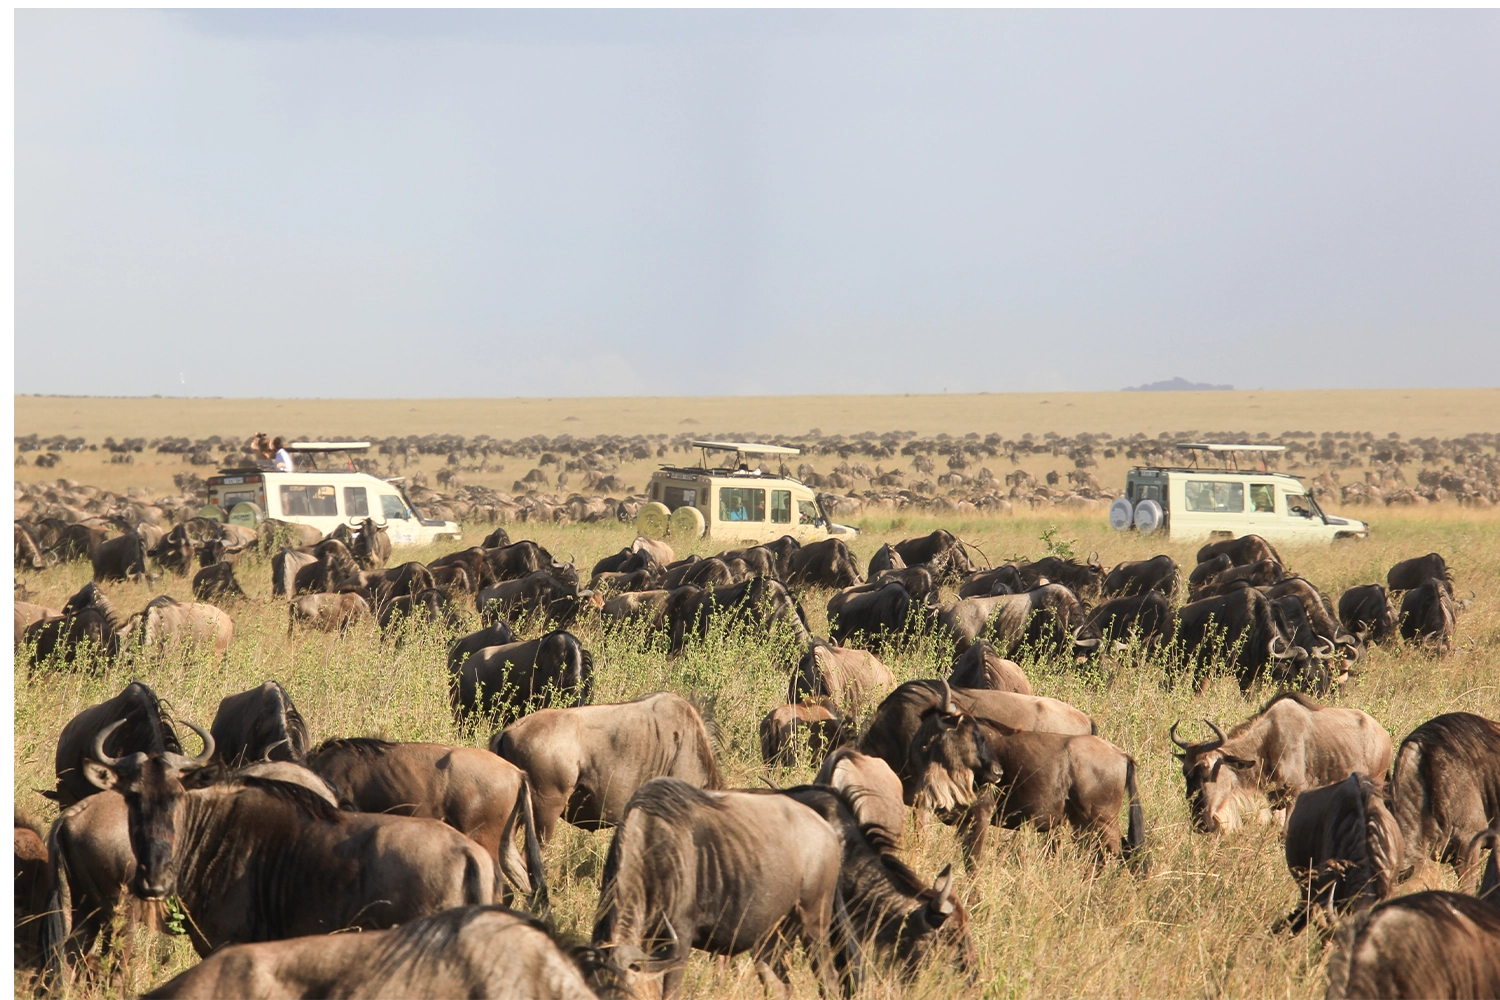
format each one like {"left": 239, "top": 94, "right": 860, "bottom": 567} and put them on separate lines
{"left": 1133, "top": 499, "right": 1163, "bottom": 535}
{"left": 669, "top": 505, "right": 706, "bottom": 539}
{"left": 229, "top": 501, "right": 264, "bottom": 528}
{"left": 1108, "top": 497, "right": 1134, "bottom": 531}
{"left": 198, "top": 504, "right": 226, "bottom": 523}
{"left": 636, "top": 502, "right": 670, "bottom": 539}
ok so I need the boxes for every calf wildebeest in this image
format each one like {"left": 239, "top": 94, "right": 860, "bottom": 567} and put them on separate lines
{"left": 1387, "top": 551, "right": 1454, "bottom": 594}
{"left": 90, "top": 529, "right": 151, "bottom": 583}
{"left": 866, "top": 542, "right": 905, "bottom": 578}
{"left": 120, "top": 595, "right": 235, "bottom": 656}
{"left": 1170, "top": 692, "right": 1393, "bottom": 834}
{"left": 288, "top": 591, "right": 371, "bottom": 633}
{"left": 494, "top": 692, "right": 723, "bottom": 842}
{"left": 1014, "top": 555, "right": 1104, "bottom": 601}
{"left": 271, "top": 547, "right": 317, "bottom": 597}
{"left": 47, "top": 680, "right": 182, "bottom": 808}
{"left": 939, "top": 585, "right": 1100, "bottom": 659}
{"left": 1389, "top": 712, "right": 1500, "bottom": 889}
{"left": 790, "top": 638, "right": 898, "bottom": 717}
{"left": 1174, "top": 586, "right": 1309, "bottom": 691}
{"left": 1279, "top": 773, "right": 1403, "bottom": 934}
{"left": 786, "top": 537, "right": 863, "bottom": 589}
{"left": 142, "top": 906, "right": 610, "bottom": 1000}
{"left": 1339, "top": 584, "right": 1398, "bottom": 645}
{"left": 307, "top": 738, "right": 546, "bottom": 909}
{"left": 429, "top": 546, "right": 500, "bottom": 591}
{"left": 148, "top": 524, "right": 195, "bottom": 576}
{"left": 1398, "top": 578, "right": 1457, "bottom": 652}
{"left": 1101, "top": 554, "right": 1180, "bottom": 598}
{"left": 761, "top": 701, "right": 849, "bottom": 767}
{"left": 191, "top": 561, "right": 245, "bottom": 603}
{"left": 1084, "top": 592, "right": 1174, "bottom": 650}
{"left": 349, "top": 517, "right": 391, "bottom": 570}
{"left": 591, "top": 778, "right": 859, "bottom": 1000}
{"left": 957, "top": 564, "right": 1026, "bottom": 598}
{"left": 54, "top": 721, "right": 499, "bottom": 957}
{"left": 478, "top": 571, "right": 591, "bottom": 628}
{"left": 210, "top": 681, "right": 309, "bottom": 767}
{"left": 1188, "top": 552, "right": 1232, "bottom": 590}
{"left": 452, "top": 630, "right": 593, "bottom": 722}
{"left": 893, "top": 529, "right": 974, "bottom": 584}
{"left": 1197, "top": 533, "right": 1283, "bottom": 568}
{"left": 828, "top": 582, "right": 916, "bottom": 646}
{"left": 947, "top": 640, "right": 1032, "bottom": 695}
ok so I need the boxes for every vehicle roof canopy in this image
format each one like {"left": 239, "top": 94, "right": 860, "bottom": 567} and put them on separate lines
{"left": 690, "top": 440, "right": 801, "bottom": 456}
{"left": 1175, "top": 442, "right": 1286, "bottom": 453}
{"left": 288, "top": 441, "right": 370, "bottom": 452}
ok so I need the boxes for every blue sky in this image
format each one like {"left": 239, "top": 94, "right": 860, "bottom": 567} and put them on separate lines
{"left": 16, "top": 10, "right": 1500, "bottom": 397}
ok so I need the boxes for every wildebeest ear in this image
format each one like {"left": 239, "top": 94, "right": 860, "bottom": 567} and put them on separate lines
{"left": 1222, "top": 755, "right": 1256, "bottom": 771}
{"left": 82, "top": 760, "right": 118, "bottom": 790}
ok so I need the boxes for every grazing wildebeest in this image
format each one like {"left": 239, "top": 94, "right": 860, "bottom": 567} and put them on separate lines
{"left": 15, "top": 522, "right": 50, "bottom": 571}
{"left": 947, "top": 640, "right": 1032, "bottom": 695}
{"left": 827, "top": 582, "right": 915, "bottom": 646}
{"left": 1279, "top": 773, "right": 1403, "bottom": 934}
{"left": 590, "top": 778, "right": 858, "bottom": 1000}
{"left": 480, "top": 525, "right": 513, "bottom": 549}
{"left": 1084, "top": 592, "right": 1174, "bottom": 650}
{"left": 191, "top": 561, "right": 245, "bottom": 603}
{"left": 91, "top": 529, "right": 151, "bottom": 583}
{"left": 24, "top": 582, "right": 126, "bottom": 666}
{"left": 1101, "top": 555, "right": 1180, "bottom": 598}
{"left": 50, "top": 523, "right": 109, "bottom": 563}
{"left": 1339, "top": 584, "right": 1398, "bottom": 645}
{"left": 1389, "top": 712, "right": 1500, "bottom": 889}
{"left": 866, "top": 542, "right": 905, "bottom": 578}
{"left": 307, "top": 738, "right": 546, "bottom": 908}
{"left": 665, "top": 576, "right": 809, "bottom": 653}
{"left": 1387, "top": 552, "right": 1454, "bottom": 595}
{"left": 1196, "top": 534, "right": 1283, "bottom": 568}
{"left": 939, "top": 585, "right": 1100, "bottom": 659}
{"left": 1398, "top": 578, "right": 1457, "bottom": 652}
{"left": 452, "top": 630, "right": 593, "bottom": 722}
{"left": 790, "top": 638, "right": 898, "bottom": 717}
{"left": 376, "top": 560, "right": 437, "bottom": 603}
{"left": 787, "top": 538, "right": 863, "bottom": 589}
{"left": 148, "top": 524, "right": 195, "bottom": 576}
{"left": 957, "top": 564, "right": 1025, "bottom": 598}
{"left": 1266, "top": 577, "right": 1360, "bottom": 663}
{"left": 893, "top": 529, "right": 974, "bottom": 584}
{"left": 288, "top": 591, "right": 371, "bottom": 633}
{"left": 271, "top": 547, "right": 317, "bottom": 598}
{"left": 867, "top": 565, "right": 939, "bottom": 605}
{"left": 1174, "top": 586, "right": 1309, "bottom": 691}
{"left": 1188, "top": 553, "right": 1232, "bottom": 590}
{"left": 120, "top": 595, "right": 235, "bottom": 656}
{"left": 15, "top": 815, "right": 49, "bottom": 969}
{"left": 600, "top": 589, "right": 671, "bottom": 627}
{"left": 47, "top": 681, "right": 181, "bottom": 808}
{"left": 1014, "top": 555, "right": 1104, "bottom": 601}
{"left": 429, "top": 547, "right": 499, "bottom": 591}
{"left": 590, "top": 567, "right": 661, "bottom": 596}
{"left": 293, "top": 539, "right": 362, "bottom": 595}
{"left": 141, "top": 907, "right": 608, "bottom": 1000}
{"left": 815, "top": 748, "right": 907, "bottom": 841}
{"left": 447, "top": 618, "right": 517, "bottom": 675}
{"left": 425, "top": 562, "right": 475, "bottom": 599}
{"left": 60, "top": 721, "right": 498, "bottom": 956}
{"left": 380, "top": 587, "right": 462, "bottom": 636}
{"left": 483, "top": 540, "right": 561, "bottom": 583}
{"left": 478, "top": 571, "right": 590, "bottom": 628}
{"left": 13, "top": 601, "right": 62, "bottom": 643}
{"left": 676, "top": 556, "right": 738, "bottom": 590}
{"left": 1169, "top": 693, "right": 1393, "bottom": 834}
{"left": 210, "top": 681, "right": 310, "bottom": 767}
{"left": 761, "top": 701, "right": 849, "bottom": 767}
{"left": 494, "top": 692, "right": 722, "bottom": 842}
{"left": 350, "top": 517, "right": 391, "bottom": 570}
{"left": 714, "top": 544, "right": 782, "bottom": 581}
{"left": 658, "top": 556, "right": 705, "bottom": 590}
{"left": 1191, "top": 558, "right": 1285, "bottom": 599}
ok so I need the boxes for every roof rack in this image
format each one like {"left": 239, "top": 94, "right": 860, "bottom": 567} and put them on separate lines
{"left": 1174, "top": 442, "right": 1286, "bottom": 472}
{"left": 288, "top": 441, "right": 370, "bottom": 452}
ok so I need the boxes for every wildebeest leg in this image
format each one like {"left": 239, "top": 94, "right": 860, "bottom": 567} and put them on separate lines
{"left": 795, "top": 898, "right": 843, "bottom": 1000}
{"left": 959, "top": 786, "right": 1000, "bottom": 869}
{"left": 754, "top": 954, "right": 791, "bottom": 1000}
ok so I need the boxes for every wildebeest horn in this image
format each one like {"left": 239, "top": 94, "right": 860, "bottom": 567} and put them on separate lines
{"left": 941, "top": 679, "right": 956, "bottom": 716}
{"left": 1088, "top": 551, "right": 1100, "bottom": 568}
{"left": 1169, "top": 720, "right": 1195, "bottom": 751}
{"left": 928, "top": 863, "right": 956, "bottom": 917}
{"left": 91, "top": 718, "right": 127, "bottom": 767}
{"left": 1201, "top": 720, "right": 1227, "bottom": 753}
{"left": 1312, "top": 636, "right": 1336, "bottom": 659}
{"left": 177, "top": 719, "right": 215, "bottom": 766}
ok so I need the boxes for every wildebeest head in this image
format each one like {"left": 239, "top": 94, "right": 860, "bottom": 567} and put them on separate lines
{"left": 84, "top": 717, "right": 215, "bottom": 898}
{"left": 547, "top": 554, "right": 581, "bottom": 589}
{"left": 1170, "top": 720, "right": 1257, "bottom": 833}
{"left": 891, "top": 863, "right": 972, "bottom": 977}
{"left": 909, "top": 684, "right": 1002, "bottom": 816}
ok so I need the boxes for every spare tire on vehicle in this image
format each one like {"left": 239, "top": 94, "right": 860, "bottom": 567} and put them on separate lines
{"left": 669, "top": 505, "right": 706, "bottom": 539}
{"left": 1109, "top": 497, "right": 1134, "bottom": 532}
{"left": 1133, "top": 499, "right": 1163, "bottom": 535}
{"left": 636, "top": 502, "right": 670, "bottom": 539}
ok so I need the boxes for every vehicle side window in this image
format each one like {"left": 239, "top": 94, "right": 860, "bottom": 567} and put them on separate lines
{"left": 280, "top": 484, "right": 338, "bottom": 517}
{"left": 797, "top": 500, "right": 820, "bottom": 525}
{"left": 719, "top": 488, "right": 765, "bottom": 522}
{"left": 1249, "top": 484, "right": 1275, "bottom": 513}
{"left": 380, "top": 494, "right": 410, "bottom": 520}
{"left": 1184, "top": 481, "right": 1244, "bottom": 513}
{"left": 1285, "top": 493, "right": 1312, "bottom": 518}
{"left": 771, "top": 490, "right": 792, "bottom": 524}
{"left": 663, "top": 486, "right": 697, "bottom": 512}
{"left": 344, "top": 487, "right": 369, "bottom": 518}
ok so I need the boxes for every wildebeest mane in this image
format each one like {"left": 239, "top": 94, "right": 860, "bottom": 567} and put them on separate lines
{"left": 229, "top": 775, "right": 344, "bottom": 822}
{"left": 628, "top": 777, "right": 729, "bottom": 827}
{"left": 1400, "top": 712, "right": 1500, "bottom": 762}
{"left": 1227, "top": 691, "right": 1322, "bottom": 740}
{"left": 307, "top": 736, "right": 399, "bottom": 760}
{"left": 359, "top": 905, "right": 555, "bottom": 985}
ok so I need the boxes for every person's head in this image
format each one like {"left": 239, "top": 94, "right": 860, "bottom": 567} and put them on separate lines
{"left": 272, "top": 437, "right": 284, "bottom": 450}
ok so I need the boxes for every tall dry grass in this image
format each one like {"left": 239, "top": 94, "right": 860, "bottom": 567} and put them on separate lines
{"left": 14, "top": 511, "right": 1500, "bottom": 998}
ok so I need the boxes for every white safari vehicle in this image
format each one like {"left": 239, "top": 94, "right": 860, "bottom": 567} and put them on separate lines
{"left": 636, "top": 441, "right": 858, "bottom": 545}
{"left": 1109, "top": 443, "right": 1368, "bottom": 544}
{"left": 204, "top": 442, "right": 461, "bottom": 548}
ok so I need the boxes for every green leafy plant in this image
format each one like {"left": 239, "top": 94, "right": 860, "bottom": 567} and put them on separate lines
{"left": 1039, "top": 524, "right": 1076, "bottom": 560}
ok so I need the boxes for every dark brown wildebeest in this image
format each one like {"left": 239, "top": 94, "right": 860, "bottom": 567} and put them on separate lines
{"left": 141, "top": 906, "right": 609, "bottom": 1000}
{"left": 957, "top": 564, "right": 1026, "bottom": 598}
{"left": 1188, "top": 552, "right": 1232, "bottom": 590}
{"left": 429, "top": 546, "right": 499, "bottom": 591}
{"left": 1268, "top": 594, "right": 1340, "bottom": 688}
{"left": 1190, "top": 558, "right": 1285, "bottom": 599}
{"left": 22, "top": 582, "right": 126, "bottom": 666}
{"left": 452, "top": 630, "right": 593, "bottom": 722}
{"left": 939, "top": 585, "right": 1100, "bottom": 659}
{"left": 14, "top": 814, "right": 50, "bottom": 969}
{"left": 1101, "top": 555, "right": 1180, "bottom": 598}
{"left": 1196, "top": 533, "right": 1283, "bottom": 568}
{"left": 494, "top": 692, "right": 722, "bottom": 843}
{"left": 1387, "top": 552, "right": 1454, "bottom": 595}
{"left": 1389, "top": 712, "right": 1500, "bottom": 889}
{"left": 380, "top": 587, "right": 462, "bottom": 637}
{"left": 787, "top": 538, "right": 863, "bottom": 589}
{"left": 1265, "top": 577, "right": 1360, "bottom": 661}
{"left": 1398, "top": 578, "right": 1457, "bottom": 652}
{"left": 790, "top": 638, "right": 898, "bottom": 717}
{"left": 760, "top": 701, "right": 849, "bottom": 767}
{"left": 148, "top": 524, "right": 195, "bottom": 576}
{"left": 815, "top": 748, "right": 907, "bottom": 841}
{"left": 590, "top": 778, "right": 858, "bottom": 1000}
{"left": 90, "top": 529, "right": 151, "bottom": 583}
{"left": 293, "top": 539, "right": 362, "bottom": 595}
{"left": 427, "top": 562, "right": 476, "bottom": 598}
{"left": 49, "top": 523, "right": 109, "bottom": 563}
{"left": 828, "top": 582, "right": 915, "bottom": 646}
{"left": 893, "top": 529, "right": 974, "bottom": 584}
{"left": 60, "top": 721, "right": 498, "bottom": 957}
{"left": 288, "top": 591, "right": 371, "bottom": 633}
{"left": 600, "top": 589, "right": 672, "bottom": 627}
{"left": 483, "top": 540, "right": 562, "bottom": 583}
{"left": 1174, "top": 586, "right": 1309, "bottom": 692}
{"left": 120, "top": 595, "right": 235, "bottom": 655}
{"left": 713, "top": 544, "right": 782, "bottom": 581}
{"left": 191, "top": 561, "right": 245, "bottom": 603}
{"left": 1084, "top": 592, "right": 1174, "bottom": 650}
{"left": 376, "top": 560, "right": 437, "bottom": 603}
{"left": 1170, "top": 692, "right": 1393, "bottom": 835}
{"left": 350, "top": 517, "right": 391, "bottom": 570}
{"left": 665, "top": 576, "right": 810, "bottom": 653}
{"left": 307, "top": 738, "right": 546, "bottom": 909}
{"left": 447, "top": 618, "right": 517, "bottom": 675}
{"left": 271, "top": 547, "right": 317, "bottom": 597}
{"left": 676, "top": 556, "right": 739, "bottom": 590}
{"left": 1339, "top": 584, "right": 1398, "bottom": 645}
{"left": 867, "top": 565, "right": 939, "bottom": 605}
{"left": 590, "top": 567, "right": 662, "bottom": 596}
{"left": 15, "top": 522, "right": 50, "bottom": 571}
{"left": 866, "top": 542, "right": 905, "bottom": 578}
{"left": 210, "top": 681, "right": 310, "bottom": 767}
{"left": 478, "top": 571, "right": 591, "bottom": 628}
{"left": 947, "top": 640, "right": 1032, "bottom": 695}
{"left": 480, "top": 525, "right": 512, "bottom": 549}
{"left": 1278, "top": 773, "right": 1403, "bottom": 934}
{"left": 1014, "top": 555, "right": 1104, "bottom": 601}
{"left": 47, "top": 680, "right": 181, "bottom": 808}
{"left": 658, "top": 555, "right": 704, "bottom": 590}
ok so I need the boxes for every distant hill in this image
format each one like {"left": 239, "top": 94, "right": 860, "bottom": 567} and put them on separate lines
{"left": 1122, "top": 376, "right": 1233, "bottom": 392}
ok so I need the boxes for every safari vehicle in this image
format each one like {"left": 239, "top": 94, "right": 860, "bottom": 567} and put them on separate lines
{"left": 204, "top": 442, "right": 461, "bottom": 548}
{"left": 636, "top": 441, "right": 858, "bottom": 545}
{"left": 1109, "top": 443, "right": 1368, "bottom": 544}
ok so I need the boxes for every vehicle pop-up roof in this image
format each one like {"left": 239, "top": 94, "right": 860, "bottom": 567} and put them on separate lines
{"left": 1170, "top": 442, "right": 1288, "bottom": 472}
{"left": 686, "top": 440, "right": 801, "bottom": 475}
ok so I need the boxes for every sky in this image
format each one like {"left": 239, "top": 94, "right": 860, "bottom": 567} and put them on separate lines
{"left": 15, "top": 9, "right": 1500, "bottom": 398}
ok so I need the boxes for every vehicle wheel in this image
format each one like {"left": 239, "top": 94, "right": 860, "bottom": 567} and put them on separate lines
{"left": 1133, "top": 499, "right": 1163, "bottom": 535}
{"left": 198, "top": 504, "right": 226, "bottom": 523}
{"left": 1108, "top": 497, "right": 1134, "bottom": 531}
{"left": 636, "top": 502, "right": 670, "bottom": 539}
{"left": 669, "top": 505, "right": 706, "bottom": 539}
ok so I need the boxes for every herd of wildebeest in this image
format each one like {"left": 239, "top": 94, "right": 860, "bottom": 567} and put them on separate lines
{"left": 12, "top": 504, "right": 1500, "bottom": 999}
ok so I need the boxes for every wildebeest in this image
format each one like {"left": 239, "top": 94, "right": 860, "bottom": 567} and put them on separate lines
{"left": 893, "top": 529, "right": 974, "bottom": 584}
{"left": 1084, "top": 592, "right": 1174, "bottom": 650}
{"left": 271, "top": 547, "right": 317, "bottom": 597}
{"left": 1339, "top": 584, "right": 1399, "bottom": 645}
{"left": 1188, "top": 552, "right": 1232, "bottom": 590}
{"left": 293, "top": 539, "right": 362, "bottom": 595}
{"left": 288, "top": 591, "right": 371, "bottom": 633}
{"left": 447, "top": 618, "right": 517, "bottom": 674}
{"left": 1190, "top": 558, "right": 1285, "bottom": 599}
{"left": 947, "top": 640, "right": 1032, "bottom": 695}
{"left": 191, "top": 561, "right": 245, "bottom": 603}
{"left": 14, "top": 815, "right": 49, "bottom": 969}
{"left": 484, "top": 540, "right": 564, "bottom": 583}
{"left": 478, "top": 571, "right": 592, "bottom": 628}
{"left": 494, "top": 692, "right": 722, "bottom": 842}
{"left": 868, "top": 565, "right": 940, "bottom": 605}
{"left": 664, "top": 576, "right": 809, "bottom": 653}
{"left": 590, "top": 778, "right": 858, "bottom": 999}
{"left": 790, "top": 638, "right": 898, "bottom": 717}
{"left": 350, "top": 517, "right": 392, "bottom": 570}
{"left": 480, "top": 525, "right": 513, "bottom": 549}
{"left": 1279, "top": 773, "right": 1403, "bottom": 934}
{"left": 1170, "top": 693, "right": 1393, "bottom": 834}
{"left": 786, "top": 537, "right": 863, "bottom": 589}
{"left": 939, "top": 585, "right": 1100, "bottom": 659}
{"left": 713, "top": 544, "right": 782, "bottom": 581}
{"left": 307, "top": 738, "right": 546, "bottom": 908}
{"left": 957, "top": 564, "right": 1026, "bottom": 598}
{"left": 1196, "top": 534, "right": 1283, "bottom": 568}
{"left": 47, "top": 680, "right": 182, "bottom": 808}
{"left": 600, "top": 589, "right": 672, "bottom": 627}
{"left": 1174, "top": 586, "right": 1310, "bottom": 691}
{"left": 49, "top": 522, "right": 109, "bottom": 563}
{"left": 866, "top": 542, "right": 905, "bottom": 578}
{"left": 1101, "top": 554, "right": 1180, "bottom": 598}
{"left": 429, "top": 546, "right": 500, "bottom": 591}
{"left": 13, "top": 601, "right": 62, "bottom": 644}
{"left": 828, "top": 582, "right": 916, "bottom": 646}
{"left": 1265, "top": 576, "right": 1359, "bottom": 664}
{"left": 15, "top": 522, "right": 50, "bottom": 571}
{"left": 589, "top": 567, "right": 661, "bottom": 596}
{"left": 452, "top": 630, "right": 593, "bottom": 722}
{"left": 1398, "top": 578, "right": 1457, "bottom": 652}
{"left": 380, "top": 587, "right": 462, "bottom": 637}
{"left": 1389, "top": 712, "right": 1500, "bottom": 889}
{"left": 120, "top": 595, "right": 235, "bottom": 656}
{"left": 761, "top": 700, "right": 849, "bottom": 767}
{"left": 815, "top": 748, "right": 906, "bottom": 841}
{"left": 1014, "top": 555, "right": 1104, "bottom": 601}
{"left": 426, "top": 562, "right": 476, "bottom": 598}
{"left": 1387, "top": 552, "right": 1454, "bottom": 594}
{"left": 210, "top": 681, "right": 310, "bottom": 767}
{"left": 148, "top": 524, "right": 195, "bottom": 576}
{"left": 90, "top": 529, "right": 151, "bottom": 583}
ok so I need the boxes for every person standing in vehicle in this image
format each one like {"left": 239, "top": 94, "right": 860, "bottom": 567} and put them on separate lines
{"left": 273, "top": 437, "right": 294, "bottom": 472}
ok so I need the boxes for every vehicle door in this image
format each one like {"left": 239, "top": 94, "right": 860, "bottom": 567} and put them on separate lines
{"left": 1280, "top": 488, "right": 1322, "bottom": 538}
{"left": 716, "top": 485, "right": 767, "bottom": 542}
{"left": 342, "top": 485, "right": 371, "bottom": 527}
{"left": 377, "top": 492, "right": 419, "bottom": 546}
{"left": 793, "top": 495, "right": 826, "bottom": 541}
{"left": 278, "top": 482, "right": 341, "bottom": 534}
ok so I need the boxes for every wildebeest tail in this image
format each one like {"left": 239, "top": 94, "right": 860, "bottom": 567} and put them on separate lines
{"left": 461, "top": 851, "right": 486, "bottom": 907}
{"left": 40, "top": 822, "right": 73, "bottom": 984}
{"left": 1322, "top": 908, "right": 1368, "bottom": 1000}
{"left": 1123, "top": 756, "right": 1148, "bottom": 873}
{"left": 521, "top": 776, "right": 550, "bottom": 916}
{"left": 1470, "top": 824, "right": 1499, "bottom": 903}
